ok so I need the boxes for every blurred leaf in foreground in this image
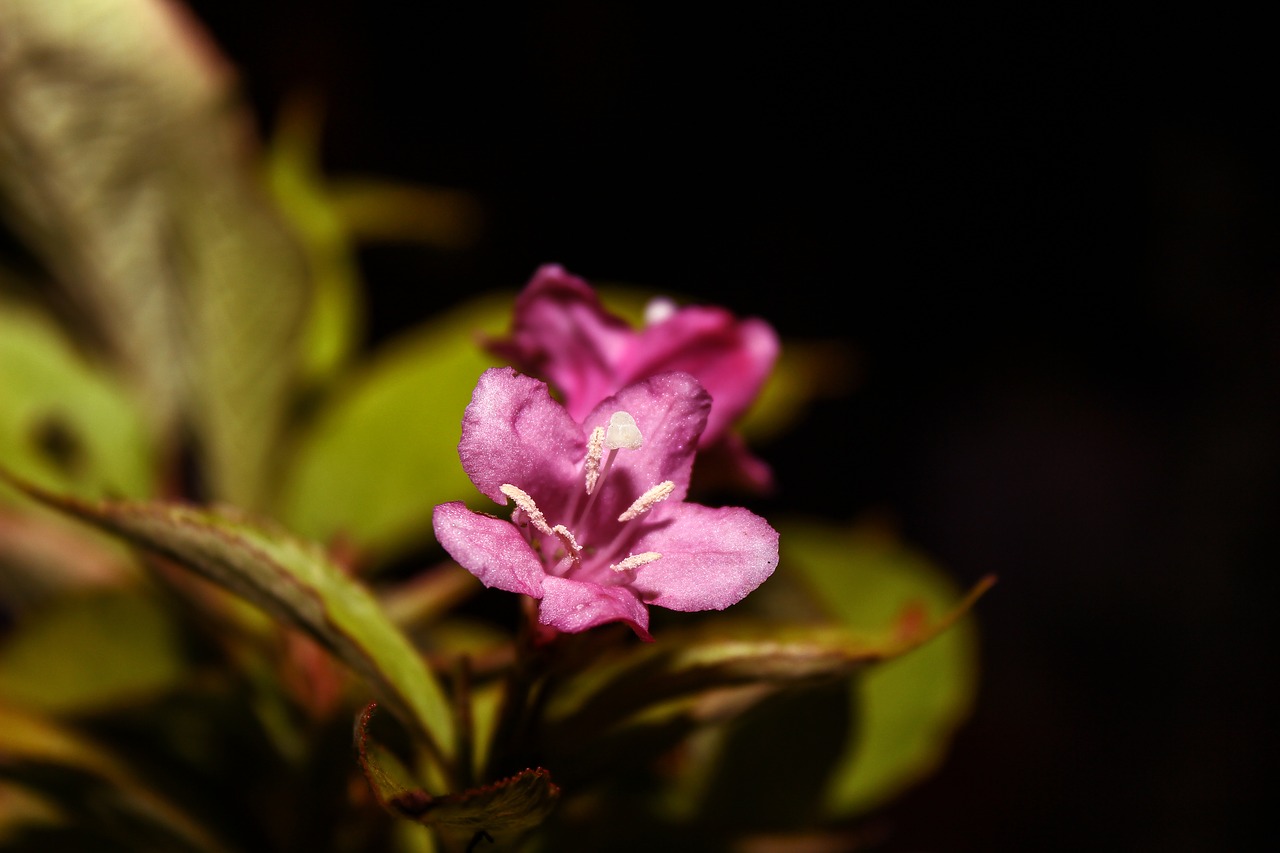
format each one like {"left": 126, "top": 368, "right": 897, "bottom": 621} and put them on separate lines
{"left": 3, "top": 471, "right": 458, "bottom": 785}
{"left": 0, "top": 704, "right": 231, "bottom": 852}
{"left": 0, "top": 588, "right": 186, "bottom": 715}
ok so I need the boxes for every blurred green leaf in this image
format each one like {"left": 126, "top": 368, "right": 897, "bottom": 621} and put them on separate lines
{"left": 0, "top": 704, "right": 232, "bottom": 852}
{"left": 0, "top": 588, "right": 186, "bottom": 715}
{"left": 265, "top": 95, "right": 366, "bottom": 389}
{"left": 328, "top": 180, "right": 483, "bottom": 250}
{"left": 0, "top": 0, "right": 312, "bottom": 510}
{"left": 539, "top": 594, "right": 983, "bottom": 779}
{"left": 356, "top": 704, "right": 560, "bottom": 840}
{"left": 3, "top": 473, "right": 458, "bottom": 780}
{"left": 695, "top": 680, "right": 853, "bottom": 832}
{"left": 0, "top": 781, "right": 65, "bottom": 845}
{"left": 779, "top": 516, "right": 985, "bottom": 817}
{"left": 0, "top": 301, "right": 154, "bottom": 501}
{"left": 276, "top": 293, "right": 512, "bottom": 567}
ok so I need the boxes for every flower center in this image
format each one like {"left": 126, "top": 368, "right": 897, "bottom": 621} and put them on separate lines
{"left": 501, "top": 409, "right": 675, "bottom": 578}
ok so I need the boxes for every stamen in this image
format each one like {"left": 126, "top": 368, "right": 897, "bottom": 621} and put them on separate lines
{"left": 605, "top": 411, "right": 644, "bottom": 450}
{"left": 500, "top": 484, "right": 554, "bottom": 535}
{"left": 550, "top": 524, "right": 582, "bottom": 564}
{"left": 584, "top": 426, "right": 605, "bottom": 495}
{"left": 610, "top": 551, "right": 663, "bottom": 572}
{"left": 618, "top": 480, "right": 676, "bottom": 522}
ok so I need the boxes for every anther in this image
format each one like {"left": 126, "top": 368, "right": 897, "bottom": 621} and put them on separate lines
{"left": 618, "top": 480, "right": 676, "bottom": 522}
{"left": 610, "top": 551, "right": 663, "bottom": 572}
{"left": 500, "top": 484, "right": 554, "bottom": 535}
{"left": 584, "top": 426, "right": 605, "bottom": 495}
{"left": 550, "top": 524, "right": 582, "bottom": 564}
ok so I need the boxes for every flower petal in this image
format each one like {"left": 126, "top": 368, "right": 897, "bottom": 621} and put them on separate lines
{"left": 627, "top": 503, "right": 779, "bottom": 611}
{"left": 539, "top": 576, "right": 652, "bottom": 640}
{"left": 488, "top": 265, "right": 634, "bottom": 422}
{"left": 626, "top": 308, "right": 780, "bottom": 446}
{"left": 457, "top": 367, "right": 585, "bottom": 504}
{"left": 582, "top": 372, "right": 710, "bottom": 517}
{"left": 432, "top": 502, "right": 546, "bottom": 598}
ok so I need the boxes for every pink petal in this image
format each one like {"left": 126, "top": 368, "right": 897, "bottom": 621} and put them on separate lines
{"left": 489, "top": 265, "right": 634, "bottom": 422}
{"left": 432, "top": 502, "right": 546, "bottom": 598}
{"left": 627, "top": 503, "right": 779, "bottom": 612}
{"left": 457, "top": 367, "right": 585, "bottom": 504}
{"left": 625, "top": 309, "right": 780, "bottom": 446}
{"left": 538, "top": 576, "right": 652, "bottom": 640}
{"left": 582, "top": 372, "right": 710, "bottom": 516}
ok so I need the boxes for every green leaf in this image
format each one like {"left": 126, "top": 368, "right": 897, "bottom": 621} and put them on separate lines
{"left": 0, "top": 588, "right": 186, "bottom": 715}
{"left": 355, "top": 704, "right": 560, "bottom": 839}
{"left": 0, "top": 704, "right": 232, "bottom": 853}
{"left": 2, "top": 472, "right": 457, "bottom": 779}
{"left": 264, "top": 95, "right": 365, "bottom": 389}
{"left": 538, "top": 601, "right": 980, "bottom": 774}
{"left": 779, "top": 517, "right": 987, "bottom": 817}
{"left": 0, "top": 0, "right": 312, "bottom": 509}
{"left": 276, "top": 293, "right": 512, "bottom": 566}
{"left": 695, "top": 680, "right": 854, "bottom": 832}
{"left": 0, "top": 300, "right": 154, "bottom": 501}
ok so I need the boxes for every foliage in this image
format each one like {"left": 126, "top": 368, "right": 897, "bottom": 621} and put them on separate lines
{"left": 0, "top": 2, "right": 992, "bottom": 850}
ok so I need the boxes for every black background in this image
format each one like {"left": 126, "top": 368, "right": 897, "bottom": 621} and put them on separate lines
{"left": 183, "top": 3, "right": 1280, "bottom": 851}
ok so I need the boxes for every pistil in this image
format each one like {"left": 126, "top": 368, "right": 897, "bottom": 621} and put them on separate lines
{"left": 574, "top": 410, "right": 644, "bottom": 526}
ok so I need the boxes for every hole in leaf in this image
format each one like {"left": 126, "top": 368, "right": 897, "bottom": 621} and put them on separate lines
{"left": 29, "top": 413, "right": 85, "bottom": 477}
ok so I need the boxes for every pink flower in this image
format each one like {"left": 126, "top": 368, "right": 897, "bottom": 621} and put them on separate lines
{"left": 488, "top": 265, "right": 781, "bottom": 491}
{"left": 432, "top": 367, "right": 779, "bottom": 640}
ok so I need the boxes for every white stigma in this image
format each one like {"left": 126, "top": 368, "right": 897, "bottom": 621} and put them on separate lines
{"left": 610, "top": 551, "right": 663, "bottom": 572}
{"left": 499, "top": 484, "right": 554, "bottom": 536}
{"left": 604, "top": 411, "right": 644, "bottom": 450}
{"left": 618, "top": 480, "right": 676, "bottom": 522}
{"left": 584, "top": 426, "right": 605, "bottom": 495}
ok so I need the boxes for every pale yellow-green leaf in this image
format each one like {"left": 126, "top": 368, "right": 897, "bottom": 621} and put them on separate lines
{"left": 0, "top": 300, "right": 154, "bottom": 501}
{"left": 265, "top": 95, "right": 365, "bottom": 388}
{"left": 778, "top": 517, "right": 983, "bottom": 817}
{"left": 276, "top": 293, "right": 512, "bottom": 567}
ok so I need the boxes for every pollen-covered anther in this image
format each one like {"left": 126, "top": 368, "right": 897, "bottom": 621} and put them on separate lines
{"left": 551, "top": 524, "right": 583, "bottom": 563}
{"left": 618, "top": 480, "right": 676, "bottom": 522}
{"left": 584, "top": 426, "right": 605, "bottom": 495}
{"left": 499, "top": 484, "right": 554, "bottom": 535}
{"left": 610, "top": 551, "right": 663, "bottom": 572}
{"left": 604, "top": 411, "right": 643, "bottom": 450}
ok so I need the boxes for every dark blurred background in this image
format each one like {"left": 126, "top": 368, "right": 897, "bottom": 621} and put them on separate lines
{"left": 183, "top": 3, "right": 1279, "bottom": 851}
